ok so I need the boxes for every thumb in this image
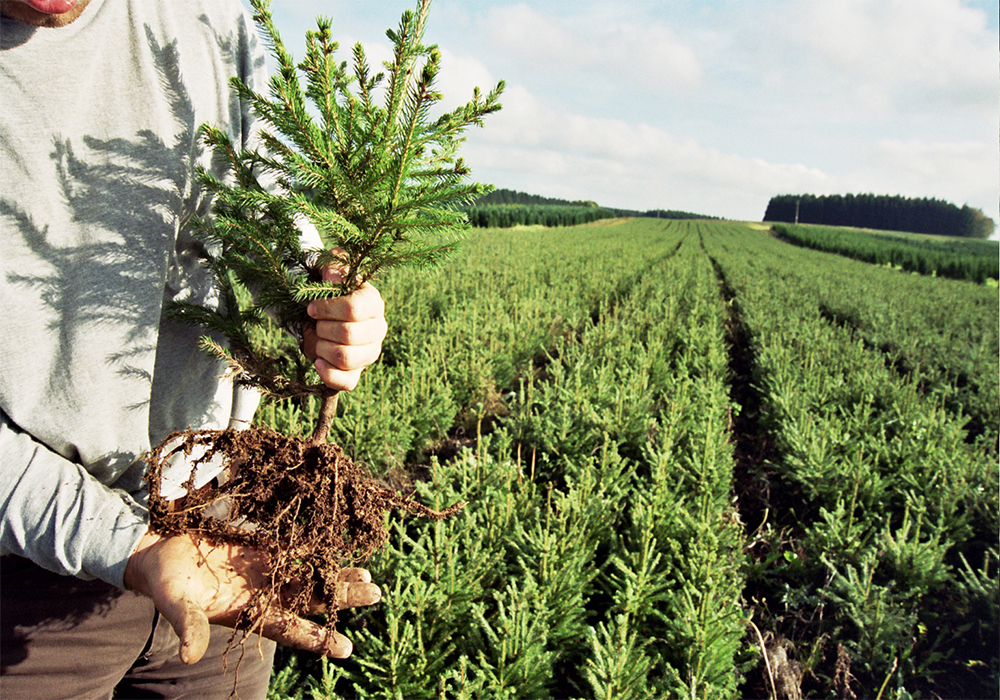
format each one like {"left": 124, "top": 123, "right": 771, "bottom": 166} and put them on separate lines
{"left": 161, "top": 593, "right": 212, "bottom": 664}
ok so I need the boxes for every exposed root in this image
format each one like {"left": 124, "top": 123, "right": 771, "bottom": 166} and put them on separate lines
{"left": 144, "top": 426, "right": 464, "bottom": 641}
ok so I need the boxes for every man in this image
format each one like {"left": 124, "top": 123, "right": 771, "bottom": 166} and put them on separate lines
{"left": 0, "top": 0, "right": 388, "bottom": 697}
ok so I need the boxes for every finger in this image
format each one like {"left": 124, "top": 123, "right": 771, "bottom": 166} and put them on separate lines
{"left": 337, "top": 567, "right": 373, "bottom": 584}
{"left": 302, "top": 318, "right": 386, "bottom": 367}
{"left": 260, "top": 610, "right": 354, "bottom": 659}
{"left": 314, "top": 358, "right": 362, "bottom": 392}
{"left": 321, "top": 247, "right": 348, "bottom": 285}
{"left": 314, "top": 318, "right": 388, "bottom": 347}
{"left": 309, "top": 581, "right": 382, "bottom": 613}
{"left": 159, "top": 594, "right": 212, "bottom": 665}
{"left": 338, "top": 581, "right": 382, "bottom": 609}
{"left": 322, "top": 263, "right": 345, "bottom": 285}
{"left": 325, "top": 630, "right": 354, "bottom": 659}
{"left": 314, "top": 338, "right": 383, "bottom": 373}
{"left": 304, "top": 568, "right": 376, "bottom": 614}
{"left": 307, "top": 283, "right": 384, "bottom": 323}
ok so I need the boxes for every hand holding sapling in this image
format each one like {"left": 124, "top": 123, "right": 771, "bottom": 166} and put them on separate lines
{"left": 302, "top": 270, "right": 388, "bottom": 393}
{"left": 143, "top": 0, "right": 501, "bottom": 668}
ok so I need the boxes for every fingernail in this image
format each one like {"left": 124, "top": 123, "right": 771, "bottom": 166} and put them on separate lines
{"left": 326, "top": 631, "right": 353, "bottom": 659}
{"left": 347, "top": 582, "right": 382, "bottom": 607}
{"left": 324, "top": 267, "right": 344, "bottom": 284}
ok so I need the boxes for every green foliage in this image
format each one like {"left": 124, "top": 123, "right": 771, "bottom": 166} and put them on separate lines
{"left": 461, "top": 189, "right": 718, "bottom": 228}
{"left": 265, "top": 219, "right": 997, "bottom": 698}
{"left": 702, "top": 222, "right": 998, "bottom": 696}
{"left": 265, "top": 220, "right": 750, "bottom": 698}
{"left": 772, "top": 222, "right": 999, "bottom": 283}
{"left": 612, "top": 208, "right": 721, "bottom": 221}
{"left": 171, "top": 0, "right": 502, "bottom": 402}
{"left": 463, "top": 203, "right": 617, "bottom": 228}
{"left": 764, "top": 192, "right": 997, "bottom": 239}
{"left": 473, "top": 187, "right": 595, "bottom": 207}
{"left": 470, "top": 188, "right": 718, "bottom": 223}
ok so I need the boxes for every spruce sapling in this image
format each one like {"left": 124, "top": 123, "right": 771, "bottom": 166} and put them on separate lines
{"left": 174, "top": 0, "right": 503, "bottom": 444}
{"left": 144, "top": 0, "right": 502, "bottom": 658}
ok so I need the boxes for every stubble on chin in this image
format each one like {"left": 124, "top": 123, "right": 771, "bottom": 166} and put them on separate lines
{"left": 0, "top": 0, "right": 92, "bottom": 27}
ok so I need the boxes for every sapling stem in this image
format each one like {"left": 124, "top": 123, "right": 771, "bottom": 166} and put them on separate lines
{"left": 310, "top": 388, "right": 340, "bottom": 445}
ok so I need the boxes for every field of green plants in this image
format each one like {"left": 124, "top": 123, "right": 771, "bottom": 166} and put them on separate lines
{"left": 772, "top": 222, "right": 1000, "bottom": 284}
{"left": 264, "top": 219, "right": 998, "bottom": 699}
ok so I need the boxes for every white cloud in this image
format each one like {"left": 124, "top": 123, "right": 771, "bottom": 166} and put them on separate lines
{"left": 259, "top": 0, "right": 999, "bottom": 226}
{"left": 465, "top": 85, "right": 832, "bottom": 218}
{"left": 860, "top": 139, "right": 1000, "bottom": 219}
{"left": 481, "top": 3, "right": 703, "bottom": 93}
{"left": 433, "top": 48, "right": 503, "bottom": 111}
{"left": 868, "top": 139, "right": 994, "bottom": 180}
{"left": 766, "top": 0, "right": 997, "bottom": 111}
{"left": 466, "top": 75, "right": 999, "bottom": 223}
{"left": 483, "top": 4, "right": 577, "bottom": 69}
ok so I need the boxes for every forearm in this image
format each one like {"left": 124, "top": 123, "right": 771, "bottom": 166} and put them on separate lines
{"left": 0, "top": 409, "right": 148, "bottom": 588}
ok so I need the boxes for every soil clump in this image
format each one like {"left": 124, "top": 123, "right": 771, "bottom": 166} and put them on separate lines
{"left": 144, "top": 425, "right": 462, "bottom": 638}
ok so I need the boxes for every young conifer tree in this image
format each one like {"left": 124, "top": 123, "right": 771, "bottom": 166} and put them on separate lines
{"left": 171, "top": 0, "right": 503, "bottom": 444}
{"left": 146, "top": 0, "right": 502, "bottom": 664}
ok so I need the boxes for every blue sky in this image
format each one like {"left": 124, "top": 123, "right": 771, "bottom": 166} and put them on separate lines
{"left": 249, "top": 0, "right": 999, "bottom": 227}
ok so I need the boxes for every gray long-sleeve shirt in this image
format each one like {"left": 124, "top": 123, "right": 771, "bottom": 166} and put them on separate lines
{"left": 0, "top": 0, "right": 269, "bottom": 588}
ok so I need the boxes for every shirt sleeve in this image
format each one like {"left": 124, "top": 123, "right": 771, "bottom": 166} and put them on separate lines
{"left": 0, "top": 409, "right": 148, "bottom": 589}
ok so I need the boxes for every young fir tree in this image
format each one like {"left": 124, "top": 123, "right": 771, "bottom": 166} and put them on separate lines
{"left": 171, "top": 0, "right": 503, "bottom": 444}
{"left": 145, "top": 0, "right": 501, "bottom": 660}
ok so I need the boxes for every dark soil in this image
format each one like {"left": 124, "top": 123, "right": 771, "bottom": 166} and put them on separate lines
{"left": 144, "top": 426, "right": 463, "bottom": 640}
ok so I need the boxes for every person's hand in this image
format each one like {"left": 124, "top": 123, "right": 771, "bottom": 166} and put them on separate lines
{"left": 123, "top": 531, "right": 381, "bottom": 664}
{"left": 301, "top": 264, "right": 387, "bottom": 393}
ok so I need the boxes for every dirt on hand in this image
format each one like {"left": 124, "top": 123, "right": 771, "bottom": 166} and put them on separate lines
{"left": 144, "top": 425, "right": 463, "bottom": 640}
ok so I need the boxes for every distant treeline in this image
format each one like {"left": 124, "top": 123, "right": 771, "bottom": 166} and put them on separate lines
{"left": 773, "top": 223, "right": 999, "bottom": 284}
{"left": 763, "top": 193, "right": 996, "bottom": 239}
{"left": 464, "top": 204, "right": 617, "bottom": 228}
{"left": 473, "top": 188, "right": 602, "bottom": 208}
{"left": 465, "top": 188, "right": 716, "bottom": 228}
{"left": 610, "top": 207, "right": 720, "bottom": 220}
